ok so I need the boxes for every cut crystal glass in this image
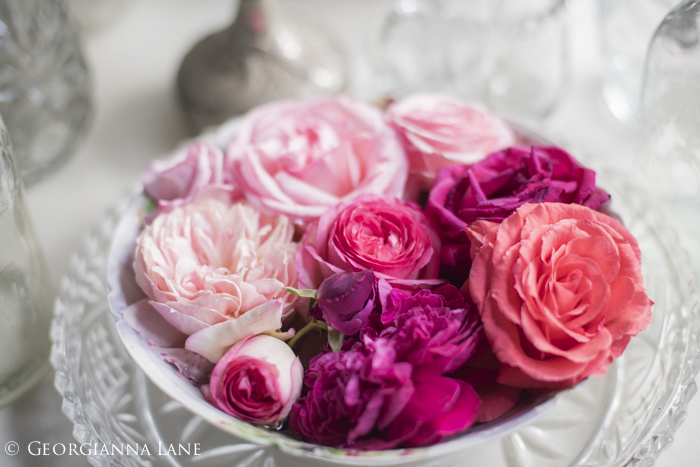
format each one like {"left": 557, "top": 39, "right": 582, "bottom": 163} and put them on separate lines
{"left": 51, "top": 170, "right": 700, "bottom": 466}
{"left": 0, "top": 0, "right": 92, "bottom": 186}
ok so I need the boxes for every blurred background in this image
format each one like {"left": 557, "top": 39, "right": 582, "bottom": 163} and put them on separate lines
{"left": 0, "top": 0, "right": 697, "bottom": 465}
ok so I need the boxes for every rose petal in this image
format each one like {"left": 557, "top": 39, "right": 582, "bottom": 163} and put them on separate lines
{"left": 122, "top": 299, "right": 187, "bottom": 347}
{"left": 185, "top": 300, "right": 285, "bottom": 363}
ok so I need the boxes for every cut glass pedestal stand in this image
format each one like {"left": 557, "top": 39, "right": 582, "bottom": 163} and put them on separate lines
{"left": 51, "top": 174, "right": 700, "bottom": 467}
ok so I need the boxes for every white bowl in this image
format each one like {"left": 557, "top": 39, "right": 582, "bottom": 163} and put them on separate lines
{"left": 105, "top": 117, "right": 562, "bottom": 467}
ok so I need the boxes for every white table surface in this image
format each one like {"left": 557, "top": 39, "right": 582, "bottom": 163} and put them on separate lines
{"left": 0, "top": 0, "right": 698, "bottom": 465}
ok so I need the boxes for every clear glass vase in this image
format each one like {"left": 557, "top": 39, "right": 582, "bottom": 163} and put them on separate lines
{"left": 0, "top": 0, "right": 93, "bottom": 186}
{"left": 371, "top": 0, "right": 568, "bottom": 120}
{"left": 640, "top": 0, "right": 700, "bottom": 199}
{"left": 370, "top": 0, "right": 449, "bottom": 97}
{"left": 0, "top": 114, "right": 53, "bottom": 407}
{"left": 638, "top": 0, "right": 700, "bottom": 275}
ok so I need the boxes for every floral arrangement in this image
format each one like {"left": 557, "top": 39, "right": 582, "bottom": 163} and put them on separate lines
{"left": 122, "top": 94, "right": 653, "bottom": 450}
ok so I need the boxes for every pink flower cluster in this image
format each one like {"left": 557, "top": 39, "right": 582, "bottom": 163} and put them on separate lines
{"left": 127, "top": 94, "right": 653, "bottom": 449}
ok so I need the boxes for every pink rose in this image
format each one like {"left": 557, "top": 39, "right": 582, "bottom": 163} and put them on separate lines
{"left": 204, "top": 335, "right": 304, "bottom": 426}
{"left": 468, "top": 203, "right": 653, "bottom": 388}
{"left": 133, "top": 198, "right": 299, "bottom": 362}
{"left": 296, "top": 195, "right": 441, "bottom": 289}
{"left": 143, "top": 141, "right": 237, "bottom": 215}
{"left": 385, "top": 93, "right": 515, "bottom": 186}
{"left": 226, "top": 97, "right": 408, "bottom": 224}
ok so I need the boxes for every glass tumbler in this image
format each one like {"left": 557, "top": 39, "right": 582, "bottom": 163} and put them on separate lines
{"left": 0, "top": 0, "right": 92, "bottom": 186}
{"left": 371, "top": 0, "right": 449, "bottom": 97}
{"left": 444, "top": 0, "right": 568, "bottom": 120}
{"left": 600, "top": 0, "right": 678, "bottom": 125}
{"left": 485, "top": 0, "right": 568, "bottom": 119}
{"left": 0, "top": 115, "right": 53, "bottom": 407}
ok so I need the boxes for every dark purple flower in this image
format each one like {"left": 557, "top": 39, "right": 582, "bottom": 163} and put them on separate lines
{"left": 289, "top": 338, "right": 414, "bottom": 449}
{"left": 314, "top": 270, "right": 390, "bottom": 336}
{"left": 426, "top": 146, "right": 611, "bottom": 285}
{"left": 379, "top": 285, "right": 484, "bottom": 373}
{"left": 289, "top": 337, "right": 481, "bottom": 449}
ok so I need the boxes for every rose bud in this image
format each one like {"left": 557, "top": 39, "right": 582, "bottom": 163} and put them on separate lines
{"left": 316, "top": 270, "right": 379, "bottom": 336}
{"left": 204, "top": 335, "right": 304, "bottom": 426}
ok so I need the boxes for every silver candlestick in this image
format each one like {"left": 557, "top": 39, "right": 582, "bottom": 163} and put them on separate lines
{"left": 177, "top": 0, "right": 346, "bottom": 133}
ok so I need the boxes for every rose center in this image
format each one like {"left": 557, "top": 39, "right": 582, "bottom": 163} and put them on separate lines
{"left": 348, "top": 213, "right": 412, "bottom": 262}
{"left": 262, "top": 122, "right": 341, "bottom": 172}
{"left": 226, "top": 361, "right": 280, "bottom": 411}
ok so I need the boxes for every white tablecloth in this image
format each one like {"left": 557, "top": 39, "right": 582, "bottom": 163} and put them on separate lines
{"left": 0, "top": 0, "right": 697, "bottom": 465}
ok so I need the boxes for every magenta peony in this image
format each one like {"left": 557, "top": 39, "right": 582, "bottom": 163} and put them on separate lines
{"left": 378, "top": 285, "right": 483, "bottom": 373}
{"left": 204, "top": 335, "right": 304, "bottom": 426}
{"left": 426, "top": 146, "right": 611, "bottom": 285}
{"left": 133, "top": 198, "right": 298, "bottom": 362}
{"left": 289, "top": 337, "right": 479, "bottom": 449}
{"left": 226, "top": 97, "right": 408, "bottom": 224}
{"left": 385, "top": 94, "right": 514, "bottom": 186}
{"left": 468, "top": 203, "right": 653, "bottom": 388}
{"left": 385, "top": 367, "right": 480, "bottom": 447}
{"left": 296, "top": 194, "right": 441, "bottom": 289}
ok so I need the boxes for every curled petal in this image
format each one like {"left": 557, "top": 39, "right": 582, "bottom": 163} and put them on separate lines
{"left": 122, "top": 299, "right": 187, "bottom": 347}
{"left": 185, "top": 300, "right": 285, "bottom": 363}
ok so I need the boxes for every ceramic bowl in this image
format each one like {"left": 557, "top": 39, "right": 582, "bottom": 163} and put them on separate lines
{"left": 105, "top": 117, "right": 562, "bottom": 467}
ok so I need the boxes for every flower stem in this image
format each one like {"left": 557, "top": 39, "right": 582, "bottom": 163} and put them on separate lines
{"left": 288, "top": 318, "right": 328, "bottom": 349}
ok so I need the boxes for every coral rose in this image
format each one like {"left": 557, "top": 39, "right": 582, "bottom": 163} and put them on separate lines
{"left": 385, "top": 93, "right": 515, "bottom": 185}
{"left": 133, "top": 198, "right": 299, "bottom": 362}
{"left": 226, "top": 97, "right": 408, "bottom": 224}
{"left": 468, "top": 203, "right": 653, "bottom": 388}
{"left": 204, "top": 335, "right": 304, "bottom": 426}
{"left": 296, "top": 195, "right": 441, "bottom": 289}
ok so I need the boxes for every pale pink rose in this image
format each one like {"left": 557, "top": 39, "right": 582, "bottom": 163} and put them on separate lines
{"left": 143, "top": 141, "right": 237, "bottom": 215}
{"left": 386, "top": 94, "right": 515, "bottom": 186}
{"left": 133, "top": 198, "right": 298, "bottom": 362}
{"left": 296, "top": 194, "right": 441, "bottom": 289}
{"left": 203, "top": 335, "right": 304, "bottom": 426}
{"left": 226, "top": 97, "right": 409, "bottom": 224}
{"left": 468, "top": 203, "right": 653, "bottom": 388}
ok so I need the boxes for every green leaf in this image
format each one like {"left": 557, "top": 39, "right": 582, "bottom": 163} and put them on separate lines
{"left": 283, "top": 287, "right": 318, "bottom": 300}
{"left": 305, "top": 298, "right": 318, "bottom": 319}
{"left": 143, "top": 196, "right": 157, "bottom": 215}
{"left": 328, "top": 328, "right": 343, "bottom": 352}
